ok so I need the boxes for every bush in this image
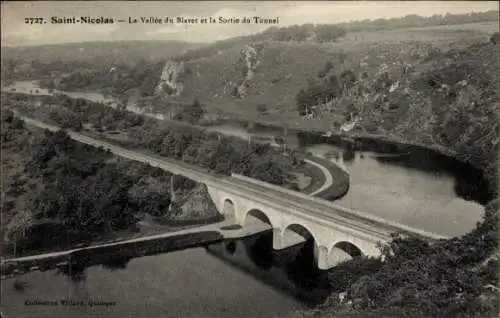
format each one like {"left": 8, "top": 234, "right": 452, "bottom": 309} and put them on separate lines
{"left": 257, "top": 104, "right": 268, "bottom": 114}
{"left": 490, "top": 32, "right": 500, "bottom": 45}
{"left": 327, "top": 257, "right": 383, "bottom": 293}
{"left": 11, "top": 117, "right": 25, "bottom": 129}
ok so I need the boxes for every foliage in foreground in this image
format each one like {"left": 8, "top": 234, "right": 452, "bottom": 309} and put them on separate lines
{"left": 291, "top": 199, "right": 499, "bottom": 318}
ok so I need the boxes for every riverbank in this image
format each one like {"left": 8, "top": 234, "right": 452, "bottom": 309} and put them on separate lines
{"left": 1, "top": 231, "right": 224, "bottom": 279}
{"left": 216, "top": 116, "right": 489, "bottom": 171}
{"left": 233, "top": 119, "right": 495, "bottom": 205}
{"left": 299, "top": 155, "right": 349, "bottom": 200}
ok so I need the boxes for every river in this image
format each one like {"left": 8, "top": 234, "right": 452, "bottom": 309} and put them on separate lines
{"left": 0, "top": 80, "right": 490, "bottom": 317}
{"left": 1, "top": 244, "right": 308, "bottom": 318}
{"left": 304, "top": 144, "right": 484, "bottom": 236}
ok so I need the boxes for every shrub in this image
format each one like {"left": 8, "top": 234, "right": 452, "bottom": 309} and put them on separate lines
{"left": 490, "top": 32, "right": 500, "bottom": 45}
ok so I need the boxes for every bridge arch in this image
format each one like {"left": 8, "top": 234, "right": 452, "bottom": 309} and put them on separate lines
{"left": 281, "top": 223, "right": 323, "bottom": 284}
{"left": 327, "top": 241, "right": 364, "bottom": 268}
{"left": 281, "top": 223, "right": 321, "bottom": 263}
{"left": 281, "top": 223, "right": 318, "bottom": 243}
{"left": 243, "top": 209, "right": 273, "bottom": 228}
{"left": 221, "top": 198, "right": 236, "bottom": 221}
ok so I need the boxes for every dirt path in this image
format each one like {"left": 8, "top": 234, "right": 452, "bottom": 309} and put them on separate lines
{"left": 303, "top": 159, "right": 334, "bottom": 196}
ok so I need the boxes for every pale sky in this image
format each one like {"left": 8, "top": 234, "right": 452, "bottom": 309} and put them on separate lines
{"left": 1, "top": 1, "right": 498, "bottom": 46}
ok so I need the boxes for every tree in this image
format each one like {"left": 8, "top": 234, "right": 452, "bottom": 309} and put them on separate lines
{"left": 315, "top": 24, "right": 346, "bottom": 43}
{"left": 490, "top": 32, "right": 500, "bottom": 45}
{"left": 340, "top": 70, "right": 357, "bottom": 92}
{"left": 2, "top": 109, "right": 14, "bottom": 123}
{"left": 296, "top": 84, "right": 336, "bottom": 115}
{"left": 174, "top": 99, "right": 205, "bottom": 124}
{"left": 257, "top": 104, "right": 268, "bottom": 114}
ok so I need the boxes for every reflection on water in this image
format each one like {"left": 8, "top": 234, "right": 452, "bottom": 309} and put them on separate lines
{"left": 207, "top": 232, "right": 332, "bottom": 304}
{"left": 243, "top": 233, "right": 274, "bottom": 270}
{"left": 2, "top": 234, "right": 317, "bottom": 318}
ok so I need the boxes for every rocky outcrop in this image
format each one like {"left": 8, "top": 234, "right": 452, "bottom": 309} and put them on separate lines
{"left": 168, "top": 184, "right": 221, "bottom": 221}
{"left": 234, "top": 45, "right": 260, "bottom": 99}
{"left": 155, "top": 61, "right": 186, "bottom": 96}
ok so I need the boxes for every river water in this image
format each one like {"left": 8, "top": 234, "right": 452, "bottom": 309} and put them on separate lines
{"left": 1, "top": 246, "right": 306, "bottom": 318}
{"left": 304, "top": 144, "right": 484, "bottom": 236}
{"left": 1, "top": 80, "right": 489, "bottom": 317}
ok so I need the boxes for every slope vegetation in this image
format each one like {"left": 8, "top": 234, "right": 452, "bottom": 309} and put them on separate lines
{"left": 0, "top": 111, "right": 220, "bottom": 256}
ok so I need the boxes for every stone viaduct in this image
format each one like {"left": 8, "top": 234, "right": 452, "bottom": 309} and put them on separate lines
{"left": 2, "top": 117, "right": 448, "bottom": 274}
{"left": 206, "top": 173, "right": 446, "bottom": 270}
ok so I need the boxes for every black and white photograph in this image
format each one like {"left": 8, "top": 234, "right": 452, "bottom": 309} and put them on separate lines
{"left": 0, "top": 1, "right": 499, "bottom": 317}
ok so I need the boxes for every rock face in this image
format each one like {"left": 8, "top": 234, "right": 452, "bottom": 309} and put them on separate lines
{"left": 234, "top": 45, "right": 260, "bottom": 99}
{"left": 168, "top": 184, "right": 221, "bottom": 221}
{"left": 155, "top": 61, "right": 186, "bottom": 96}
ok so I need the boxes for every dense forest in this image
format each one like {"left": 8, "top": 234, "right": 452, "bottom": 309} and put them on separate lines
{"left": 52, "top": 59, "right": 166, "bottom": 97}
{"left": 1, "top": 110, "right": 218, "bottom": 255}
{"left": 4, "top": 93, "right": 303, "bottom": 189}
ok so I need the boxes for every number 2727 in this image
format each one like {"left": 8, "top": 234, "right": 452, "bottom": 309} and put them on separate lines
{"left": 25, "top": 18, "right": 45, "bottom": 24}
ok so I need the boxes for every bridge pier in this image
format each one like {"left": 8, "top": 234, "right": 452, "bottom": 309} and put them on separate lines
{"left": 316, "top": 245, "right": 331, "bottom": 270}
{"left": 272, "top": 228, "right": 283, "bottom": 250}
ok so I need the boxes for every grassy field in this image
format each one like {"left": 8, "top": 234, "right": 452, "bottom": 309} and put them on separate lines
{"left": 171, "top": 21, "right": 498, "bottom": 123}
{"left": 340, "top": 21, "right": 497, "bottom": 43}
